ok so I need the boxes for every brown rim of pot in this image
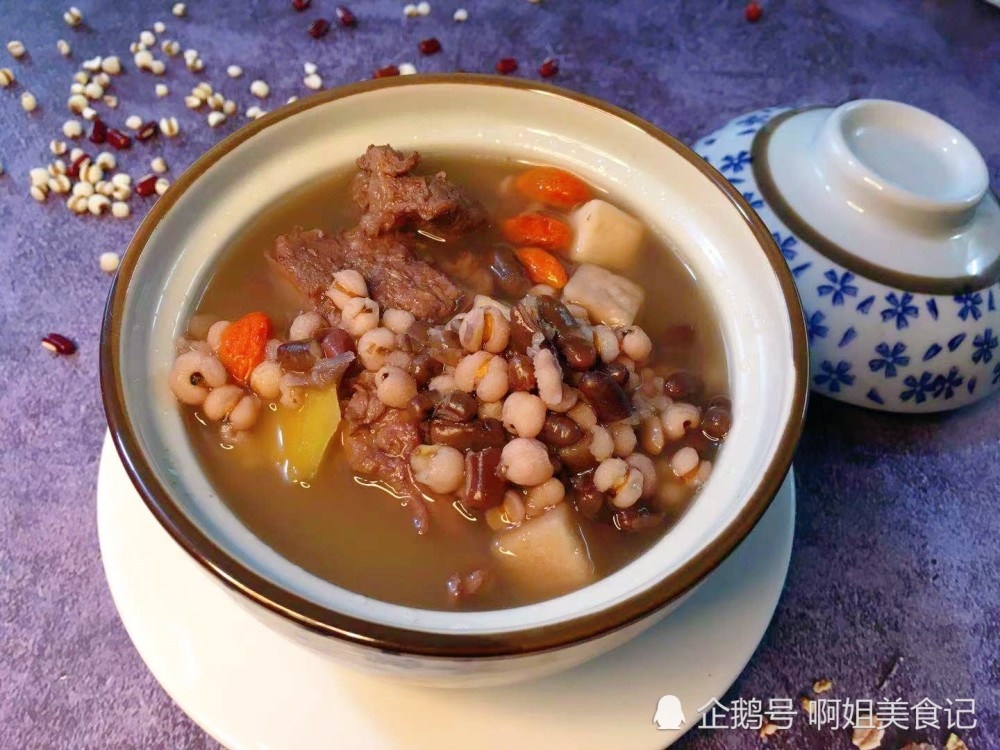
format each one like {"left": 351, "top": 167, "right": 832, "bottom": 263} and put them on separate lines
{"left": 752, "top": 106, "right": 1000, "bottom": 296}
{"left": 101, "top": 73, "right": 808, "bottom": 659}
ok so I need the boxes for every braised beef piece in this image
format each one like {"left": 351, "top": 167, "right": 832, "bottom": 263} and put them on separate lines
{"left": 352, "top": 144, "right": 488, "bottom": 238}
{"left": 271, "top": 227, "right": 464, "bottom": 322}
{"left": 342, "top": 404, "right": 430, "bottom": 533}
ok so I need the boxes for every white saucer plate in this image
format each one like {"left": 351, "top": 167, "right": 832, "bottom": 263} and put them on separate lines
{"left": 97, "top": 433, "right": 795, "bottom": 749}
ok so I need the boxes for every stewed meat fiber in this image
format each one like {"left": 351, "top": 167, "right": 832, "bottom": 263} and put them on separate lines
{"left": 272, "top": 227, "right": 464, "bottom": 323}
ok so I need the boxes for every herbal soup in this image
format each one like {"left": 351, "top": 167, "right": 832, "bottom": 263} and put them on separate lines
{"left": 170, "top": 147, "right": 732, "bottom": 611}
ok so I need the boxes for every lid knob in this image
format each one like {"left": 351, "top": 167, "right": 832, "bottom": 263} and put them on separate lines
{"left": 815, "top": 100, "right": 989, "bottom": 231}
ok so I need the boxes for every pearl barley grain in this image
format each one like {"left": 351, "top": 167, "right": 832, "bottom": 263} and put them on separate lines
{"left": 125, "top": 115, "right": 142, "bottom": 130}
{"left": 303, "top": 73, "right": 322, "bottom": 90}
{"left": 64, "top": 7, "right": 83, "bottom": 27}
{"left": 57, "top": 39, "right": 71, "bottom": 56}
{"left": 151, "top": 156, "right": 167, "bottom": 174}
{"left": 172, "top": 3, "right": 186, "bottom": 17}
{"left": 21, "top": 91, "right": 37, "bottom": 112}
{"left": 399, "top": 62, "right": 417, "bottom": 75}
{"left": 227, "top": 65, "right": 242, "bottom": 78}
{"left": 159, "top": 116, "right": 179, "bottom": 137}
{"left": 250, "top": 80, "right": 269, "bottom": 99}
{"left": 7, "top": 40, "right": 26, "bottom": 59}
{"left": 111, "top": 201, "right": 129, "bottom": 218}
{"left": 155, "top": 83, "right": 169, "bottom": 97}
{"left": 155, "top": 177, "right": 169, "bottom": 195}
{"left": 207, "top": 111, "right": 226, "bottom": 128}
{"left": 453, "top": 8, "right": 468, "bottom": 21}
{"left": 63, "top": 120, "right": 83, "bottom": 138}
{"left": 100, "top": 251, "right": 121, "bottom": 273}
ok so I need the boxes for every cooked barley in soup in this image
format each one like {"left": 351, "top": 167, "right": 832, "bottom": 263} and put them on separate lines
{"left": 170, "top": 146, "right": 731, "bottom": 610}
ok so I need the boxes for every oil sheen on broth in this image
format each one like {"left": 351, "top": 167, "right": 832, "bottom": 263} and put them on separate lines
{"left": 184, "top": 154, "right": 729, "bottom": 611}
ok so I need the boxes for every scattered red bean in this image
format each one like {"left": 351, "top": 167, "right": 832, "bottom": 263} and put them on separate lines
{"left": 106, "top": 128, "right": 131, "bottom": 150}
{"left": 291, "top": 0, "right": 310, "bottom": 10}
{"left": 745, "top": 1, "right": 762, "bottom": 22}
{"left": 419, "top": 37, "right": 441, "bottom": 55}
{"left": 41, "top": 333, "right": 77, "bottom": 355}
{"left": 89, "top": 118, "right": 107, "bottom": 144}
{"left": 135, "top": 174, "right": 159, "bottom": 197}
{"left": 374, "top": 65, "right": 400, "bottom": 78}
{"left": 66, "top": 153, "right": 89, "bottom": 179}
{"left": 135, "top": 121, "right": 159, "bottom": 141}
{"left": 336, "top": 5, "right": 356, "bottom": 27}
{"left": 538, "top": 58, "right": 558, "bottom": 78}
{"left": 308, "top": 18, "right": 330, "bottom": 38}
{"left": 496, "top": 57, "right": 518, "bottom": 75}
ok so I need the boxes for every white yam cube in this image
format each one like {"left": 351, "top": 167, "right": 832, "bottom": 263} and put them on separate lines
{"left": 492, "top": 503, "right": 594, "bottom": 597}
{"left": 569, "top": 199, "right": 643, "bottom": 271}
{"left": 562, "top": 263, "right": 645, "bottom": 328}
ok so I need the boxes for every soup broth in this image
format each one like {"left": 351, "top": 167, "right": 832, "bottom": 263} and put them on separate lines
{"left": 175, "top": 151, "right": 730, "bottom": 611}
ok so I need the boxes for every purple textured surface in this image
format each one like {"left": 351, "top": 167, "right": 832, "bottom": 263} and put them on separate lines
{"left": 1, "top": 1, "right": 998, "bottom": 748}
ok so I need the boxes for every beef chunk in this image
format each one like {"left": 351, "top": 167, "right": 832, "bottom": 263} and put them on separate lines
{"left": 352, "top": 145, "right": 488, "bottom": 238}
{"left": 342, "top": 406, "right": 430, "bottom": 533}
{"left": 271, "top": 227, "right": 464, "bottom": 322}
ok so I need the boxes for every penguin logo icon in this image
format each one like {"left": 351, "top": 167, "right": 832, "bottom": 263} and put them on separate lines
{"left": 652, "top": 695, "right": 686, "bottom": 730}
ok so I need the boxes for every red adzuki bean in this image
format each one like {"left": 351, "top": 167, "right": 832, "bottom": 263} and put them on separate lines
{"left": 41, "top": 333, "right": 77, "bottom": 355}
{"left": 106, "top": 128, "right": 131, "bottom": 150}
{"left": 292, "top": 0, "right": 310, "bottom": 9}
{"left": 89, "top": 118, "right": 107, "bottom": 144}
{"left": 745, "top": 1, "right": 763, "bottom": 22}
{"left": 136, "top": 121, "right": 159, "bottom": 141}
{"left": 538, "top": 58, "right": 558, "bottom": 78}
{"left": 496, "top": 58, "right": 518, "bottom": 75}
{"left": 374, "top": 65, "right": 400, "bottom": 78}
{"left": 336, "top": 5, "right": 357, "bottom": 26}
{"left": 135, "top": 174, "right": 158, "bottom": 197}
{"left": 66, "top": 153, "right": 89, "bottom": 179}
{"left": 419, "top": 38, "right": 441, "bottom": 55}
{"left": 308, "top": 19, "right": 330, "bottom": 38}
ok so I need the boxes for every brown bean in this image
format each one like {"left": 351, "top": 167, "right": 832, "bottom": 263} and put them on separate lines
{"left": 537, "top": 295, "right": 597, "bottom": 371}
{"left": 539, "top": 413, "right": 584, "bottom": 448}
{"left": 507, "top": 353, "right": 537, "bottom": 391}
{"left": 558, "top": 433, "right": 598, "bottom": 473}
{"left": 276, "top": 339, "right": 322, "bottom": 372}
{"left": 490, "top": 245, "right": 532, "bottom": 298}
{"left": 604, "top": 360, "right": 630, "bottom": 387}
{"left": 310, "top": 353, "right": 355, "bottom": 388}
{"left": 613, "top": 508, "right": 664, "bottom": 533}
{"left": 702, "top": 397, "right": 732, "bottom": 440}
{"left": 571, "top": 477, "right": 606, "bottom": 519}
{"left": 663, "top": 370, "right": 703, "bottom": 401}
{"left": 434, "top": 391, "right": 478, "bottom": 422}
{"left": 410, "top": 351, "right": 442, "bottom": 386}
{"left": 508, "top": 296, "right": 549, "bottom": 353}
{"left": 320, "top": 327, "right": 356, "bottom": 358}
{"left": 429, "top": 418, "right": 507, "bottom": 452}
{"left": 400, "top": 319, "right": 431, "bottom": 352}
{"left": 407, "top": 391, "right": 440, "bottom": 421}
{"left": 427, "top": 327, "right": 464, "bottom": 366}
{"left": 463, "top": 446, "right": 506, "bottom": 510}
{"left": 578, "top": 370, "right": 632, "bottom": 422}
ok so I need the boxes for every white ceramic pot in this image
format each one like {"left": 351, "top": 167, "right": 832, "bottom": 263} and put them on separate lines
{"left": 695, "top": 100, "right": 1000, "bottom": 412}
{"left": 101, "top": 76, "right": 807, "bottom": 686}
